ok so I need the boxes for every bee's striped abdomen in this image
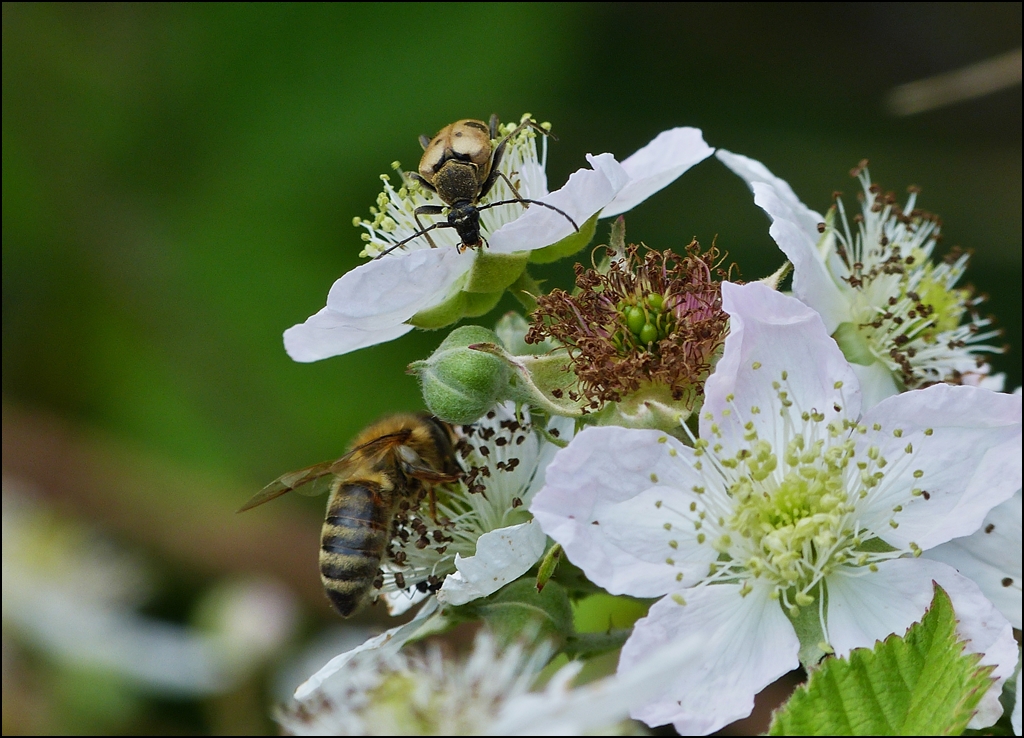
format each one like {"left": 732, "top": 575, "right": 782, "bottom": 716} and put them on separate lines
{"left": 319, "top": 482, "right": 392, "bottom": 617}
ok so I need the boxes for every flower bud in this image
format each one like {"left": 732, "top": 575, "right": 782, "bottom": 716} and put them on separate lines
{"left": 409, "top": 326, "right": 511, "bottom": 424}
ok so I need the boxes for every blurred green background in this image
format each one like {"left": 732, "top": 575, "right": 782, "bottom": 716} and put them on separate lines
{"left": 3, "top": 3, "right": 1020, "bottom": 734}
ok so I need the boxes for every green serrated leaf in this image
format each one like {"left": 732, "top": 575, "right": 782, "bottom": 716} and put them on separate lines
{"left": 768, "top": 585, "right": 995, "bottom": 736}
{"left": 964, "top": 666, "right": 1022, "bottom": 737}
{"left": 451, "top": 578, "right": 575, "bottom": 647}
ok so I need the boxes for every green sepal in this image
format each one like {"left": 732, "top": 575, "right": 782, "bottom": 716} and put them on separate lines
{"left": 468, "top": 342, "right": 587, "bottom": 418}
{"left": 528, "top": 212, "right": 600, "bottom": 264}
{"left": 448, "top": 578, "right": 575, "bottom": 649}
{"left": 462, "top": 289, "right": 504, "bottom": 318}
{"left": 832, "top": 322, "right": 876, "bottom": 367}
{"left": 590, "top": 382, "right": 700, "bottom": 435}
{"left": 465, "top": 251, "right": 529, "bottom": 293}
{"left": 508, "top": 269, "right": 542, "bottom": 313}
{"left": 769, "top": 584, "right": 996, "bottom": 736}
{"left": 408, "top": 290, "right": 468, "bottom": 329}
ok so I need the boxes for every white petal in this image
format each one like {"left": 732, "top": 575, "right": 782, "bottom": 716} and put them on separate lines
{"left": 619, "top": 582, "right": 799, "bottom": 735}
{"left": 522, "top": 415, "right": 576, "bottom": 503}
{"left": 850, "top": 361, "right": 900, "bottom": 413}
{"left": 517, "top": 160, "right": 549, "bottom": 200}
{"left": 716, "top": 150, "right": 824, "bottom": 236}
{"left": 293, "top": 598, "right": 438, "bottom": 700}
{"left": 284, "top": 248, "right": 475, "bottom": 361}
{"left": 859, "top": 384, "right": 1022, "bottom": 550}
{"left": 490, "top": 621, "right": 715, "bottom": 736}
{"left": 827, "top": 559, "right": 1016, "bottom": 729}
{"left": 826, "top": 558, "right": 940, "bottom": 658}
{"left": 924, "top": 490, "right": 1022, "bottom": 629}
{"left": 436, "top": 520, "right": 547, "bottom": 607}
{"left": 1013, "top": 674, "right": 1021, "bottom": 736}
{"left": 602, "top": 128, "right": 714, "bottom": 217}
{"left": 531, "top": 426, "right": 716, "bottom": 598}
{"left": 284, "top": 311, "right": 414, "bottom": 362}
{"left": 717, "top": 150, "right": 849, "bottom": 333}
{"left": 487, "top": 153, "right": 629, "bottom": 255}
{"left": 707, "top": 282, "right": 860, "bottom": 451}
{"left": 324, "top": 247, "right": 474, "bottom": 324}
{"left": 382, "top": 585, "right": 429, "bottom": 617}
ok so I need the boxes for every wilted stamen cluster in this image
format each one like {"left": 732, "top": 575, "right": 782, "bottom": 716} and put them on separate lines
{"left": 526, "top": 241, "right": 731, "bottom": 405}
{"left": 830, "top": 163, "right": 1002, "bottom": 388}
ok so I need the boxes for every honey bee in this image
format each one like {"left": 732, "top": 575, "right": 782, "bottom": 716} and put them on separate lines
{"left": 374, "top": 114, "right": 579, "bottom": 258}
{"left": 238, "top": 414, "right": 461, "bottom": 617}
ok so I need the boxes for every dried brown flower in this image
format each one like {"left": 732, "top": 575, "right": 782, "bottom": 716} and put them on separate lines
{"left": 526, "top": 240, "right": 733, "bottom": 407}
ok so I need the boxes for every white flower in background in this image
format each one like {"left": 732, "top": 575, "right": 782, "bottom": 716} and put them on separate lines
{"left": 284, "top": 119, "right": 714, "bottom": 361}
{"left": 717, "top": 151, "right": 1004, "bottom": 410}
{"left": 283, "top": 625, "right": 705, "bottom": 736}
{"left": 280, "top": 630, "right": 559, "bottom": 735}
{"left": 372, "top": 403, "right": 573, "bottom": 615}
{"left": 531, "top": 282, "right": 1021, "bottom": 734}
{"left": 1, "top": 477, "right": 298, "bottom": 696}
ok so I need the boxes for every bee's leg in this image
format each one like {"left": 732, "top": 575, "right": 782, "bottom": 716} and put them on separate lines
{"left": 488, "top": 114, "right": 499, "bottom": 141}
{"left": 419, "top": 134, "right": 431, "bottom": 151}
{"left": 404, "top": 464, "right": 460, "bottom": 524}
{"left": 479, "top": 117, "right": 553, "bottom": 200}
{"left": 413, "top": 205, "right": 445, "bottom": 249}
{"left": 404, "top": 464, "right": 461, "bottom": 486}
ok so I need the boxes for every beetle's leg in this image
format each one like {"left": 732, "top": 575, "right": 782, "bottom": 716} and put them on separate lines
{"left": 479, "top": 117, "right": 554, "bottom": 200}
{"left": 496, "top": 170, "right": 527, "bottom": 203}
{"left": 408, "top": 172, "right": 438, "bottom": 195}
{"left": 478, "top": 198, "right": 579, "bottom": 232}
{"left": 373, "top": 219, "right": 453, "bottom": 259}
{"left": 413, "top": 205, "right": 445, "bottom": 249}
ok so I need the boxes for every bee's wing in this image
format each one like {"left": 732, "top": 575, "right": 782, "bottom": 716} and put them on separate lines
{"left": 236, "top": 460, "right": 339, "bottom": 513}
{"left": 236, "top": 430, "right": 410, "bottom": 513}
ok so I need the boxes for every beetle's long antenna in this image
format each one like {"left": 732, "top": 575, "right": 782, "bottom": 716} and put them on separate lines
{"left": 477, "top": 198, "right": 579, "bottom": 232}
{"left": 373, "top": 221, "right": 453, "bottom": 259}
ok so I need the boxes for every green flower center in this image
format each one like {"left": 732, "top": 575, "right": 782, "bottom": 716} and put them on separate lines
{"left": 724, "top": 436, "right": 858, "bottom": 606}
{"left": 911, "top": 260, "right": 969, "bottom": 337}
{"left": 684, "top": 373, "right": 926, "bottom": 620}
{"left": 614, "top": 292, "right": 674, "bottom": 352}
